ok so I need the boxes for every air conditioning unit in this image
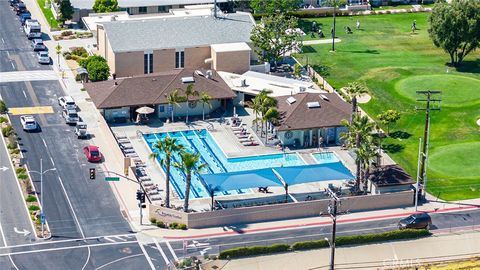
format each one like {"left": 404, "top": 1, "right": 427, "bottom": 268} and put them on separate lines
{"left": 298, "top": 86, "right": 306, "bottom": 92}
{"left": 205, "top": 70, "right": 213, "bottom": 79}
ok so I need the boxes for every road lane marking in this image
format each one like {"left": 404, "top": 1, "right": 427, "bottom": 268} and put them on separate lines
{"left": 95, "top": 254, "right": 143, "bottom": 270}
{"left": 57, "top": 176, "right": 86, "bottom": 238}
{"left": 103, "top": 237, "right": 115, "bottom": 243}
{"left": 41, "top": 138, "right": 48, "bottom": 149}
{"left": 22, "top": 90, "right": 27, "bottom": 99}
{"left": 153, "top": 238, "right": 169, "bottom": 265}
{"left": 8, "top": 106, "right": 54, "bottom": 115}
{"left": 49, "top": 156, "right": 55, "bottom": 167}
{"left": 165, "top": 240, "right": 178, "bottom": 261}
{"left": 10, "top": 62, "right": 14, "bottom": 69}
{"left": 1, "top": 38, "right": 4, "bottom": 44}
{"left": 138, "top": 243, "right": 155, "bottom": 270}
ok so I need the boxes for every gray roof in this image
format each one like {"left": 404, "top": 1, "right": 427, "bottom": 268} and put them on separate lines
{"left": 102, "top": 13, "right": 254, "bottom": 52}
{"left": 71, "top": 0, "right": 229, "bottom": 10}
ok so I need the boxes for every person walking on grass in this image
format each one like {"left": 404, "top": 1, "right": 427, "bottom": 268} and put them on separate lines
{"left": 356, "top": 20, "right": 360, "bottom": 30}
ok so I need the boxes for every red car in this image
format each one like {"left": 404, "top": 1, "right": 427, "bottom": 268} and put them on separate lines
{"left": 83, "top": 145, "right": 102, "bottom": 162}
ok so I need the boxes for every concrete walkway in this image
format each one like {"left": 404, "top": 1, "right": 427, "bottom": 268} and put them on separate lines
{"left": 220, "top": 230, "right": 480, "bottom": 270}
{"left": 303, "top": 38, "right": 341, "bottom": 45}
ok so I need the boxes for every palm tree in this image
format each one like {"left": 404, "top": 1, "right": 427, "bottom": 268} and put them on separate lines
{"left": 343, "top": 82, "right": 369, "bottom": 120}
{"left": 167, "top": 89, "right": 182, "bottom": 123}
{"left": 200, "top": 92, "right": 212, "bottom": 121}
{"left": 173, "top": 152, "right": 208, "bottom": 212}
{"left": 356, "top": 136, "right": 379, "bottom": 192}
{"left": 149, "top": 137, "right": 185, "bottom": 208}
{"left": 340, "top": 114, "right": 376, "bottom": 190}
{"left": 184, "top": 84, "right": 199, "bottom": 123}
{"left": 245, "top": 95, "right": 262, "bottom": 131}
{"left": 262, "top": 107, "right": 280, "bottom": 144}
{"left": 258, "top": 91, "right": 277, "bottom": 136}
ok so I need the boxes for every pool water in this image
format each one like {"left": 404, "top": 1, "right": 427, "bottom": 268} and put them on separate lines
{"left": 312, "top": 152, "right": 340, "bottom": 164}
{"left": 144, "top": 130, "right": 305, "bottom": 199}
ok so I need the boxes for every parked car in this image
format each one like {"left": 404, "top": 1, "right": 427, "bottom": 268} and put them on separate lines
{"left": 75, "top": 122, "right": 88, "bottom": 139}
{"left": 398, "top": 213, "right": 432, "bottom": 230}
{"left": 24, "top": 19, "right": 42, "bottom": 38}
{"left": 32, "top": 39, "right": 46, "bottom": 51}
{"left": 19, "top": 12, "right": 32, "bottom": 25}
{"left": 20, "top": 115, "right": 38, "bottom": 131}
{"left": 10, "top": 0, "right": 20, "bottom": 7}
{"left": 58, "top": 96, "right": 77, "bottom": 110}
{"left": 37, "top": 51, "right": 50, "bottom": 64}
{"left": 83, "top": 145, "right": 102, "bottom": 162}
{"left": 14, "top": 2, "right": 27, "bottom": 15}
{"left": 62, "top": 109, "right": 79, "bottom": 124}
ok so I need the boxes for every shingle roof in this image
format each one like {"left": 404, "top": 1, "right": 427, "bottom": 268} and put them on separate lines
{"left": 369, "top": 165, "right": 414, "bottom": 187}
{"left": 102, "top": 13, "right": 254, "bottom": 52}
{"left": 275, "top": 93, "right": 352, "bottom": 131}
{"left": 85, "top": 69, "right": 236, "bottom": 109}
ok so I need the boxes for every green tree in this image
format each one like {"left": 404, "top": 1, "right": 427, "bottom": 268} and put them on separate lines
{"left": 245, "top": 94, "right": 263, "bottom": 130}
{"left": 250, "top": 0, "right": 302, "bottom": 14}
{"left": 377, "top": 109, "right": 401, "bottom": 135}
{"left": 343, "top": 82, "right": 369, "bottom": 120}
{"left": 85, "top": 57, "right": 110, "bottom": 81}
{"left": 428, "top": 0, "right": 480, "bottom": 66}
{"left": 257, "top": 90, "right": 277, "bottom": 136}
{"left": 251, "top": 14, "right": 301, "bottom": 67}
{"left": 92, "top": 0, "right": 119, "bottom": 13}
{"left": 149, "top": 137, "right": 185, "bottom": 208}
{"left": 167, "top": 89, "right": 183, "bottom": 123}
{"left": 293, "top": 63, "right": 302, "bottom": 77}
{"left": 356, "top": 135, "right": 379, "bottom": 191}
{"left": 341, "top": 115, "right": 376, "bottom": 191}
{"left": 262, "top": 107, "right": 280, "bottom": 143}
{"left": 200, "top": 92, "right": 212, "bottom": 121}
{"left": 173, "top": 152, "right": 207, "bottom": 212}
{"left": 183, "top": 84, "right": 199, "bottom": 123}
{"left": 58, "top": 0, "right": 74, "bottom": 23}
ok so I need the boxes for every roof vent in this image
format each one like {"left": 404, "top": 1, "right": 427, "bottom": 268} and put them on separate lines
{"left": 182, "top": 77, "right": 195, "bottom": 83}
{"left": 298, "top": 86, "right": 306, "bottom": 92}
{"left": 286, "top": 97, "right": 296, "bottom": 105}
{"left": 195, "top": 70, "right": 204, "bottom": 77}
{"left": 320, "top": 94, "right": 329, "bottom": 101}
{"left": 307, "top": 101, "right": 320, "bottom": 108}
{"left": 205, "top": 70, "right": 213, "bottom": 79}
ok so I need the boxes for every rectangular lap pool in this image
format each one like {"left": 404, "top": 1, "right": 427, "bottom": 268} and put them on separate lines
{"left": 144, "top": 130, "right": 305, "bottom": 199}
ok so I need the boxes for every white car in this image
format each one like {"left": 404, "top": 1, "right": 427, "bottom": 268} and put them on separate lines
{"left": 37, "top": 51, "right": 50, "bottom": 65}
{"left": 58, "top": 96, "right": 77, "bottom": 110}
{"left": 20, "top": 115, "right": 39, "bottom": 131}
{"left": 62, "top": 109, "right": 79, "bottom": 124}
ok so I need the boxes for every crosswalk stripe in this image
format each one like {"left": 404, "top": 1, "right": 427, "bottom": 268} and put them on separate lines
{"left": 138, "top": 243, "right": 155, "bottom": 270}
{"left": 0, "top": 71, "right": 58, "bottom": 83}
{"left": 153, "top": 238, "right": 169, "bottom": 265}
{"left": 165, "top": 240, "right": 178, "bottom": 261}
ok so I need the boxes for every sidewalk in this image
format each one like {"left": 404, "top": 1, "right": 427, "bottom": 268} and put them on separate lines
{"left": 219, "top": 230, "right": 480, "bottom": 270}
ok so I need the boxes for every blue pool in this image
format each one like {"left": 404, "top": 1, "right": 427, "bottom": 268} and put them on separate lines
{"left": 143, "top": 130, "right": 305, "bottom": 199}
{"left": 312, "top": 152, "right": 340, "bottom": 164}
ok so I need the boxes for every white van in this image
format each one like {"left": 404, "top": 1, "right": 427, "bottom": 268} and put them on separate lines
{"left": 24, "top": 20, "right": 42, "bottom": 39}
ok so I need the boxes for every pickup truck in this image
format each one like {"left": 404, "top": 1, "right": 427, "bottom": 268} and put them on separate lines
{"left": 24, "top": 19, "right": 42, "bottom": 39}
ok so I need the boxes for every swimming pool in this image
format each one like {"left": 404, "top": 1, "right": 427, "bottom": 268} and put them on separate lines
{"left": 143, "top": 130, "right": 305, "bottom": 199}
{"left": 312, "top": 152, "right": 340, "bottom": 164}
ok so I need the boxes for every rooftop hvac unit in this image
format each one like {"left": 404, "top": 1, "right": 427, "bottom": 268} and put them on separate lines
{"left": 286, "top": 96, "right": 296, "bottom": 105}
{"left": 240, "top": 78, "right": 246, "bottom": 87}
{"left": 205, "top": 70, "right": 213, "bottom": 79}
{"left": 181, "top": 77, "right": 195, "bottom": 83}
{"left": 307, "top": 101, "right": 320, "bottom": 108}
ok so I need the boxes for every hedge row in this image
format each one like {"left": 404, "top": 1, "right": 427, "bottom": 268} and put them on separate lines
{"left": 219, "top": 229, "right": 430, "bottom": 259}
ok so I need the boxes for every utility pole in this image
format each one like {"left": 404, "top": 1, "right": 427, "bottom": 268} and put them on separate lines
{"left": 331, "top": 3, "right": 337, "bottom": 52}
{"left": 325, "top": 188, "right": 340, "bottom": 270}
{"left": 416, "top": 90, "right": 441, "bottom": 198}
{"left": 30, "top": 159, "right": 56, "bottom": 238}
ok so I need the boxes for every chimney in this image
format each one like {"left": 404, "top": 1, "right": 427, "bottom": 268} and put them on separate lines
{"left": 114, "top": 81, "right": 118, "bottom": 85}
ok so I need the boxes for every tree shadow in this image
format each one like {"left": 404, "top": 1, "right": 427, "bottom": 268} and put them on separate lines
{"left": 302, "top": 46, "right": 316, "bottom": 53}
{"left": 382, "top": 143, "right": 405, "bottom": 154}
{"left": 454, "top": 59, "right": 480, "bottom": 74}
{"left": 389, "top": 131, "right": 412, "bottom": 140}
{"left": 344, "top": 49, "right": 380, "bottom": 54}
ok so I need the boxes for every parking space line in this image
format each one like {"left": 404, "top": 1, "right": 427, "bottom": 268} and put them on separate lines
{"left": 137, "top": 243, "right": 155, "bottom": 270}
{"left": 153, "top": 238, "right": 169, "bottom": 265}
{"left": 165, "top": 240, "right": 178, "bottom": 261}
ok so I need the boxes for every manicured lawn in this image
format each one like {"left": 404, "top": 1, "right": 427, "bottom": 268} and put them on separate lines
{"left": 372, "top": 5, "right": 413, "bottom": 11}
{"left": 294, "top": 13, "right": 480, "bottom": 201}
{"left": 36, "top": 0, "right": 59, "bottom": 29}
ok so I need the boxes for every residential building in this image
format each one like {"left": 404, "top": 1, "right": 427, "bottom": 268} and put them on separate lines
{"left": 96, "top": 11, "right": 255, "bottom": 78}
{"left": 85, "top": 69, "right": 237, "bottom": 122}
{"left": 367, "top": 165, "right": 415, "bottom": 195}
{"left": 274, "top": 92, "right": 351, "bottom": 148}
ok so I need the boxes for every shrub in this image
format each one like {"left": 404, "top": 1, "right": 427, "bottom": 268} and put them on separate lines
{"left": 2, "top": 124, "right": 13, "bottom": 137}
{"left": 60, "top": 30, "right": 73, "bottom": 36}
{"left": 18, "top": 173, "right": 29, "bottom": 180}
{"left": 26, "top": 195, "right": 37, "bottom": 202}
{"left": 219, "top": 244, "right": 290, "bottom": 259}
{"left": 169, "top": 222, "right": 179, "bottom": 229}
{"left": 71, "top": 47, "right": 88, "bottom": 58}
{"left": 16, "top": 167, "right": 26, "bottom": 174}
{"left": 149, "top": 217, "right": 157, "bottom": 224}
{"left": 0, "top": 116, "right": 7, "bottom": 123}
{"left": 178, "top": 223, "right": 187, "bottom": 230}
{"left": 0, "top": 100, "right": 7, "bottom": 113}
{"left": 180, "top": 257, "right": 193, "bottom": 267}
{"left": 86, "top": 59, "right": 110, "bottom": 81}
{"left": 7, "top": 134, "right": 17, "bottom": 149}
{"left": 291, "top": 239, "right": 329, "bottom": 250}
{"left": 336, "top": 229, "right": 431, "bottom": 246}
{"left": 10, "top": 148, "right": 20, "bottom": 155}
{"left": 156, "top": 220, "right": 166, "bottom": 228}
{"left": 28, "top": 205, "right": 40, "bottom": 211}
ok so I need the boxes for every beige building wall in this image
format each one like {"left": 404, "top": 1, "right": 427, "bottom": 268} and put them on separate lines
{"left": 153, "top": 49, "right": 175, "bottom": 73}
{"left": 212, "top": 49, "right": 250, "bottom": 74}
{"left": 114, "top": 51, "right": 144, "bottom": 78}
{"left": 97, "top": 26, "right": 115, "bottom": 75}
{"left": 185, "top": 46, "right": 211, "bottom": 70}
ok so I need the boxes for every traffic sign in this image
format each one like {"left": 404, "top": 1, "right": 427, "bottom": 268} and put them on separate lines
{"left": 105, "top": 177, "right": 120, "bottom": 181}
{"left": 40, "top": 213, "right": 45, "bottom": 224}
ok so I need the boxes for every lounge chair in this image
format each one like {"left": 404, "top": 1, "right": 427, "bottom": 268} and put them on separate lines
{"left": 242, "top": 141, "right": 259, "bottom": 146}
{"left": 236, "top": 134, "right": 250, "bottom": 139}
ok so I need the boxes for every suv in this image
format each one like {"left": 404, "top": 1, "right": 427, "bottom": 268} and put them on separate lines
{"left": 32, "top": 39, "right": 46, "bottom": 51}
{"left": 20, "top": 115, "right": 39, "bottom": 131}
{"left": 398, "top": 213, "right": 432, "bottom": 230}
{"left": 37, "top": 51, "right": 50, "bottom": 64}
{"left": 58, "top": 96, "right": 77, "bottom": 110}
{"left": 62, "top": 109, "right": 79, "bottom": 124}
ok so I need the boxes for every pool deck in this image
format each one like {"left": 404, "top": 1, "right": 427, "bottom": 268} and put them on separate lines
{"left": 110, "top": 112, "right": 395, "bottom": 208}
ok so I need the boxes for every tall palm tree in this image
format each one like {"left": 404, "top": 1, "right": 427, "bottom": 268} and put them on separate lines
{"left": 200, "top": 92, "right": 212, "bottom": 121}
{"left": 340, "top": 114, "right": 376, "bottom": 190}
{"left": 258, "top": 91, "right": 277, "bottom": 136}
{"left": 167, "top": 89, "right": 182, "bottom": 123}
{"left": 149, "top": 137, "right": 185, "bottom": 208}
{"left": 343, "top": 82, "right": 369, "bottom": 120}
{"left": 245, "top": 95, "right": 262, "bottom": 131}
{"left": 173, "top": 152, "right": 207, "bottom": 212}
{"left": 356, "top": 135, "right": 379, "bottom": 192}
{"left": 184, "top": 84, "right": 199, "bottom": 123}
{"left": 262, "top": 107, "right": 280, "bottom": 144}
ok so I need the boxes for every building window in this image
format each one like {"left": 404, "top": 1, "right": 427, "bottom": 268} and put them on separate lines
{"left": 159, "top": 106, "right": 165, "bottom": 112}
{"left": 158, "top": 6, "right": 168, "bottom": 13}
{"left": 139, "top": 6, "right": 147, "bottom": 14}
{"left": 175, "top": 50, "right": 184, "bottom": 69}
{"left": 144, "top": 52, "right": 153, "bottom": 74}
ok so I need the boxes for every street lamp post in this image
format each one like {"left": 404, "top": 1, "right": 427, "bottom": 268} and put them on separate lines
{"left": 30, "top": 159, "right": 56, "bottom": 238}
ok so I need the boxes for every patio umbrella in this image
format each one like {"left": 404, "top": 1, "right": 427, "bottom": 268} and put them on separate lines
{"left": 136, "top": 106, "right": 155, "bottom": 114}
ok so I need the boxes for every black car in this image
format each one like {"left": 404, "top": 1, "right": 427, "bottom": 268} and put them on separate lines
{"left": 14, "top": 3, "right": 27, "bottom": 15}
{"left": 398, "top": 213, "right": 432, "bottom": 229}
{"left": 9, "top": 0, "right": 20, "bottom": 7}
